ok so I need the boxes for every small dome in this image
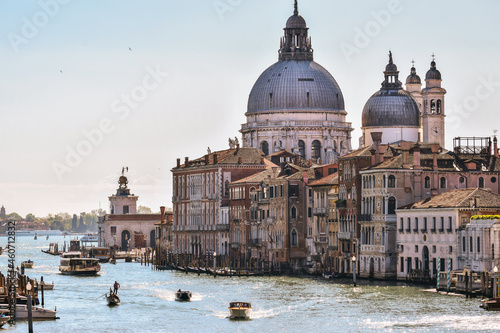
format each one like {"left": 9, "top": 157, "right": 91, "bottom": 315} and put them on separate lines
{"left": 406, "top": 66, "right": 421, "bottom": 84}
{"left": 425, "top": 60, "right": 441, "bottom": 80}
{"left": 362, "top": 89, "right": 420, "bottom": 127}
{"left": 286, "top": 14, "right": 306, "bottom": 29}
{"left": 385, "top": 62, "right": 398, "bottom": 73}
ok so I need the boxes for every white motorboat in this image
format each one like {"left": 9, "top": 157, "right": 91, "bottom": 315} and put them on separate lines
{"left": 175, "top": 290, "right": 192, "bottom": 302}
{"left": 40, "top": 281, "right": 54, "bottom": 290}
{"left": 21, "top": 260, "right": 34, "bottom": 269}
{"left": 228, "top": 302, "right": 251, "bottom": 319}
{"left": 59, "top": 252, "right": 101, "bottom": 276}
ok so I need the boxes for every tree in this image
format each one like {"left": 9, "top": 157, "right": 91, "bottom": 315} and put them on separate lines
{"left": 72, "top": 214, "right": 78, "bottom": 230}
{"left": 137, "top": 205, "right": 153, "bottom": 214}
{"left": 25, "top": 213, "right": 35, "bottom": 222}
{"left": 6, "top": 212, "right": 22, "bottom": 221}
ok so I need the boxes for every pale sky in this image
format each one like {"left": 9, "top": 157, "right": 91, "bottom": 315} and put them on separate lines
{"left": 1, "top": 0, "right": 500, "bottom": 217}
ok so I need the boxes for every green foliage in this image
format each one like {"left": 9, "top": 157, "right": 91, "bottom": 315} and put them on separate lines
{"left": 5, "top": 212, "right": 22, "bottom": 221}
{"left": 25, "top": 213, "right": 35, "bottom": 222}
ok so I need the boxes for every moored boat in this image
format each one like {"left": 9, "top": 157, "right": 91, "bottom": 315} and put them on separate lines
{"left": 480, "top": 297, "right": 500, "bottom": 310}
{"left": 40, "top": 281, "right": 55, "bottom": 290}
{"left": 106, "top": 291, "right": 120, "bottom": 306}
{"left": 228, "top": 302, "right": 251, "bottom": 319}
{"left": 59, "top": 252, "right": 101, "bottom": 276}
{"left": 0, "top": 304, "right": 57, "bottom": 320}
{"left": 175, "top": 290, "right": 192, "bottom": 302}
{"left": 21, "top": 260, "right": 34, "bottom": 269}
{"left": 0, "top": 315, "right": 10, "bottom": 327}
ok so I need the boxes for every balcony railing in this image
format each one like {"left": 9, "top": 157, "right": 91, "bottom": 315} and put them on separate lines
{"left": 357, "top": 214, "right": 371, "bottom": 222}
{"left": 313, "top": 207, "right": 327, "bottom": 216}
{"left": 230, "top": 242, "right": 240, "bottom": 249}
{"left": 267, "top": 217, "right": 276, "bottom": 224}
{"left": 338, "top": 231, "right": 353, "bottom": 240}
{"left": 248, "top": 239, "right": 262, "bottom": 247}
{"left": 216, "top": 224, "right": 229, "bottom": 231}
{"left": 420, "top": 228, "right": 427, "bottom": 233}
{"left": 314, "top": 236, "right": 328, "bottom": 244}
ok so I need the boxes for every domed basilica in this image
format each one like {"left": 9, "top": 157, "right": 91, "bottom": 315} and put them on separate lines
{"left": 241, "top": 1, "right": 446, "bottom": 160}
{"left": 241, "top": 1, "right": 353, "bottom": 163}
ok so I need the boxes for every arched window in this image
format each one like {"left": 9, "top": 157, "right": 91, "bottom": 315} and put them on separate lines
{"left": 424, "top": 176, "right": 431, "bottom": 188}
{"left": 430, "top": 99, "right": 436, "bottom": 113}
{"left": 291, "top": 206, "right": 297, "bottom": 219}
{"left": 311, "top": 140, "right": 322, "bottom": 161}
{"left": 437, "top": 100, "right": 442, "bottom": 114}
{"left": 440, "top": 177, "right": 446, "bottom": 189}
{"left": 261, "top": 141, "right": 269, "bottom": 156}
{"left": 479, "top": 177, "right": 485, "bottom": 188}
{"left": 388, "top": 197, "right": 396, "bottom": 215}
{"left": 298, "top": 140, "right": 305, "bottom": 158}
{"left": 388, "top": 175, "right": 396, "bottom": 188}
{"left": 291, "top": 229, "right": 298, "bottom": 246}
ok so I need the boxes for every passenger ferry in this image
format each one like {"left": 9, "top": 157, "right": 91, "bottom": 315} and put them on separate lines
{"left": 59, "top": 251, "right": 101, "bottom": 276}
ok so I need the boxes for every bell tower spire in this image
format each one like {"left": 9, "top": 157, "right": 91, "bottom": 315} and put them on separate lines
{"left": 294, "top": 0, "right": 298, "bottom": 15}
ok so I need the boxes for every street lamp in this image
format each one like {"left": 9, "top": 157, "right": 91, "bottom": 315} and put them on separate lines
{"left": 213, "top": 251, "right": 217, "bottom": 278}
{"left": 351, "top": 256, "right": 357, "bottom": 287}
{"left": 26, "top": 281, "right": 33, "bottom": 333}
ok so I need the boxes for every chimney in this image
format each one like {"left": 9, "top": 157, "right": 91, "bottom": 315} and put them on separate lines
{"left": 413, "top": 143, "right": 421, "bottom": 170}
{"left": 494, "top": 136, "right": 498, "bottom": 158}
{"left": 489, "top": 138, "right": 493, "bottom": 156}
{"left": 430, "top": 144, "right": 440, "bottom": 171}
{"left": 177, "top": 158, "right": 181, "bottom": 168}
{"left": 238, "top": 157, "right": 242, "bottom": 164}
{"left": 184, "top": 157, "right": 189, "bottom": 167}
{"left": 214, "top": 153, "right": 218, "bottom": 164}
{"left": 302, "top": 170, "right": 309, "bottom": 184}
{"left": 371, "top": 132, "right": 383, "bottom": 164}
{"left": 370, "top": 148, "right": 376, "bottom": 166}
{"left": 261, "top": 157, "right": 265, "bottom": 164}
{"left": 400, "top": 141, "right": 412, "bottom": 169}
{"left": 205, "top": 155, "right": 209, "bottom": 164}
{"left": 160, "top": 206, "right": 165, "bottom": 223}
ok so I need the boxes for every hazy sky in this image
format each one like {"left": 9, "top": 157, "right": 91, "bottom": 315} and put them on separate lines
{"left": 1, "top": 0, "right": 500, "bottom": 218}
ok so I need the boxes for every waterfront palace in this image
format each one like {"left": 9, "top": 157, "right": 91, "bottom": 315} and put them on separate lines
{"left": 103, "top": 2, "right": 500, "bottom": 281}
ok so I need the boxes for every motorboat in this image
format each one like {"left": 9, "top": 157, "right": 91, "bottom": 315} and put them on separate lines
{"left": 228, "top": 302, "right": 251, "bottom": 319}
{"left": 59, "top": 252, "right": 101, "bottom": 276}
{"left": 0, "top": 304, "right": 57, "bottom": 319}
{"left": 175, "top": 290, "right": 192, "bottom": 302}
{"left": 80, "top": 234, "right": 98, "bottom": 243}
{"left": 106, "top": 291, "right": 120, "bottom": 306}
{"left": 21, "top": 260, "right": 34, "bottom": 269}
{"left": 480, "top": 297, "right": 500, "bottom": 310}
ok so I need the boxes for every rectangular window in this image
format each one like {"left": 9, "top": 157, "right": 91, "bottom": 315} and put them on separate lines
{"left": 289, "top": 185, "right": 299, "bottom": 197}
{"left": 308, "top": 207, "right": 312, "bottom": 218}
{"left": 470, "top": 237, "right": 473, "bottom": 252}
{"left": 477, "top": 237, "right": 481, "bottom": 253}
{"left": 414, "top": 218, "right": 419, "bottom": 232}
{"left": 400, "top": 258, "right": 404, "bottom": 273}
{"left": 448, "top": 217, "right": 453, "bottom": 232}
{"left": 406, "top": 218, "right": 411, "bottom": 232}
{"left": 432, "top": 245, "right": 436, "bottom": 253}
{"left": 449, "top": 246, "right": 453, "bottom": 254}
{"left": 111, "top": 226, "right": 116, "bottom": 235}
{"left": 462, "top": 236, "right": 466, "bottom": 252}
{"left": 123, "top": 206, "right": 129, "bottom": 214}
{"left": 423, "top": 217, "right": 428, "bottom": 232}
{"left": 399, "top": 218, "right": 404, "bottom": 232}
{"left": 415, "top": 245, "right": 419, "bottom": 253}
{"left": 432, "top": 217, "right": 436, "bottom": 232}
{"left": 439, "top": 217, "right": 444, "bottom": 232}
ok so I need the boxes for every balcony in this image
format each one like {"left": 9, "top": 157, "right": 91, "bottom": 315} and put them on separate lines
{"left": 328, "top": 218, "right": 338, "bottom": 223}
{"left": 313, "top": 207, "right": 327, "bottom": 216}
{"left": 248, "top": 239, "right": 262, "bottom": 247}
{"left": 357, "top": 214, "right": 371, "bottom": 222}
{"left": 314, "top": 236, "right": 328, "bottom": 244}
{"left": 267, "top": 217, "right": 276, "bottom": 224}
{"left": 398, "top": 228, "right": 403, "bottom": 233}
{"left": 338, "top": 231, "right": 353, "bottom": 240}
{"left": 230, "top": 242, "right": 240, "bottom": 249}
{"left": 216, "top": 224, "right": 229, "bottom": 231}
{"left": 413, "top": 228, "right": 419, "bottom": 233}
{"left": 446, "top": 228, "right": 453, "bottom": 233}
{"left": 420, "top": 229, "right": 428, "bottom": 233}
{"left": 405, "top": 228, "right": 411, "bottom": 233}
{"left": 207, "top": 194, "right": 218, "bottom": 200}
{"left": 439, "top": 228, "right": 444, "bottom": 233}
{"left": 184, "top": 225, "right": 201, "bottom": 231}
{"left": 430, "top": 229, "right": 436, "bottom": 233}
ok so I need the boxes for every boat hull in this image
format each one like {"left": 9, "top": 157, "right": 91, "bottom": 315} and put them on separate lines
{"left": 175, "top": 291, "right": 192, "bottom": 302}
{"left": 229, "top": 308, "right": 251, "bottom": 319}
{"left": 60, "top": 270, "right": 99, "bottom": 276}
{"left": 106, "top": 293, "right": 120, "bottom": 306}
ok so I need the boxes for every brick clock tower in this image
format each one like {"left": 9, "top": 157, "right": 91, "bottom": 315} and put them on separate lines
{"left": 421, "top": 57, "right": 446, "bottom": 147}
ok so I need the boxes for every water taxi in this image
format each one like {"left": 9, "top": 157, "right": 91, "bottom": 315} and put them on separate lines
{"left": 480, "top": 297, "right": 500, "bottom": 310}
{"left": 21, "top": 260, "right": 34, "bottom": 269}
{"left": 228, "top": 302, "right": 251, "bottom": 319}
{"left": 59, "top": 252, "right": 101, "bottom": 276}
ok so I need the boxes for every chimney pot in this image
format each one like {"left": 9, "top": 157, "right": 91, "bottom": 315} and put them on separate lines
{"left": 177, "top": 158, "right": 181, "bottom": 168}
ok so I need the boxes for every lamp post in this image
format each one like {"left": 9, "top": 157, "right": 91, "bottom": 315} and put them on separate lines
{"left": 352, "top": 256, "right": 357, "bottom": 287}
{"left": 494, "top": 266, "right": 498, "bottom": 298}
{"left": 26, "top": 281, "right": 33, "bottom": 333}
{"left": 213, "top": 251, "right": 217, "bottom": 278}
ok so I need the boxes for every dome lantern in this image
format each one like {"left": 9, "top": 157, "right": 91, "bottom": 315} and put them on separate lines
{"left": 279, "top": 0, "right": 313, "bottom": 61}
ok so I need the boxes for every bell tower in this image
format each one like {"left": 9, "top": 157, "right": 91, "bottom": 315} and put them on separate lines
{"left": 421, "top": 56, "right": 447, "bottom": 147}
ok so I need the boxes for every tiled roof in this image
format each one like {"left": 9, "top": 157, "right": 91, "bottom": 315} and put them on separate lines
{"left": 231, "top": 168, "right": 277, "bottom": 184}
{"left": 400, "top": 188, "right": 500, "bottom": 210}
{"left": 105, "top": 214, "right": 161, "bottom": 221}
{"left": 340, "top": 146, "right": 373, "bottom": 159}
{"left": 174, "top": 148, "right": 266, "bottom": 169}
{"left": 308, "top": 172, "right": 338, "bottom": 186}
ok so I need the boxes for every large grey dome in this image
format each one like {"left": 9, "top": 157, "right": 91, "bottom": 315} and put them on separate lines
{"left": 247, "top": 60, "right": 345, "bottom": 114}
{"left": 362, "top": 89, "right": 420, "bottom": 127}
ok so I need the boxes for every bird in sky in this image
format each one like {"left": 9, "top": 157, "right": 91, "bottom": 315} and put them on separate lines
{"left": 128, "top": 47, "right": 132, "bottom": 51}
{"left": 60, "top": 70, "right": 63, "bottom": 73}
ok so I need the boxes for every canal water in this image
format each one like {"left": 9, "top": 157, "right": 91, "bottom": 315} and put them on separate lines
{"left": 0, "top": 235, "right": 498, "bottom": 332}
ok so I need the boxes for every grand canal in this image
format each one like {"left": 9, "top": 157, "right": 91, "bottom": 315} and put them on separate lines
{"left": 0, "top": 235, "right": 498, "bottom": 332}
